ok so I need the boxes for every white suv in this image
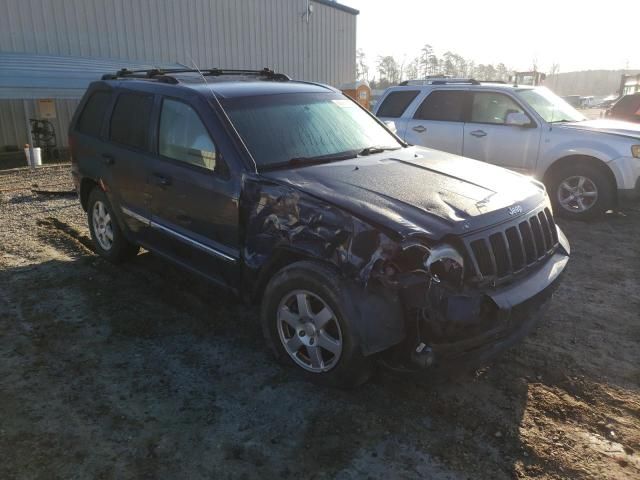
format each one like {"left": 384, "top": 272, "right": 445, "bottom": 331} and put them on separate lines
{"left": 374, "top": 79, "right": 640, "bottom": 219}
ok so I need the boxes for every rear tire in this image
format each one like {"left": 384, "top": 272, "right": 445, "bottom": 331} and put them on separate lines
{"left": 260, "top": 261, "right": 373, "bottom": 388}
{"left": 547, "top": 163, "right": 615, "bottom": 220}
{"left": 87, "top": 188, "right": 139, "bottom": 262}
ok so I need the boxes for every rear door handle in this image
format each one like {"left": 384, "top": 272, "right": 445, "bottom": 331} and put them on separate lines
{"left": 152, "top": 174, "right": 172, "bottom": 187}
{"left": 412, "top": 125, "right": 427, "bottom": 133}
{"left": 101, "top": 153, "right": 115, "bottom": 165}
{"left": 470, "top": 130, "right": 487, "bottom": 138}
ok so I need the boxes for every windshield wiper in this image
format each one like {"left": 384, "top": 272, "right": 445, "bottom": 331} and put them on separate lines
{"left": 260, "top": 150, "right": 360, "bottom": 171}
{"left": 260, "top": 146, "right": 403, "bottom": 171}
{"left": 358, "top": 146, "right": 401, "bottom": 156}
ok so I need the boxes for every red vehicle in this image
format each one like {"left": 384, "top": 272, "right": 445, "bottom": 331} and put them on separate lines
{"left": 606, "top": 94, "right": 640, "bottom": 123}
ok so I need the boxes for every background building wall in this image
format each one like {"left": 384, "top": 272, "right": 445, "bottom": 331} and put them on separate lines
{"left": 545, "top": 69, "right": 640, "bottom": 97}
{"left": 0, "top": 0, "right": 357, "bottom": 86}
{"left": 0, "top": 98, "right": 79, "bottom": 150}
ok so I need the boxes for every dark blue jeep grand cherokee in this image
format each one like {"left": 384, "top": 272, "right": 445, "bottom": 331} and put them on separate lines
{"left": 69, "top": 68, "right": 569, "bottom": 387}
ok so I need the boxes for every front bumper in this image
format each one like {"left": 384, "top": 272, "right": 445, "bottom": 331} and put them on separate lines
{"left": 411, "top": 229, "right": 569, "bottom": 370}
{"left": 619, "top": 176, "right": 640, "bottom": 203}
{"left": 608, "top": 155, "right": 640, "bottom": 201}
{"left": 428, "top": 251, "right": 567, "bottom": 369}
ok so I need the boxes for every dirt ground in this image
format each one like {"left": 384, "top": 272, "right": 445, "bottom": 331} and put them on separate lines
{"left": 1, "top": 165, "right": 639, "bottom": 480}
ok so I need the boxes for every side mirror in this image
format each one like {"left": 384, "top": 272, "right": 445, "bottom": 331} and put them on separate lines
{"left": 505, "top": 112, "right": 532, "bottom": 127}
{"left": 384, "top": 120, "right": 397, "bottom": 134}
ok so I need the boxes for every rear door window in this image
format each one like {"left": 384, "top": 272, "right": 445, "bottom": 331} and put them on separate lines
{"left": 109, "top": 92, "right": 153, "bottom": 150}
{"left": 76, "top": 92, "right": 111, "bottom": 136}
{"left": 414, "top": 90, "right": 467, "bottom": 122}
{"left": 377, "top": 90, "right": 419, "bottom": 117}
{"left": 158, "top": 98, "right": 217, "bottom": 171}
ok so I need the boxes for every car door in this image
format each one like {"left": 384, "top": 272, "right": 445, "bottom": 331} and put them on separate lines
{"left": 463, "top": 91, "right": 541, "bottom": 172}
{"left": 146, "top": 94, "right": 241, "bottom": 287}
{"left": 71, "top": 89, "right": 113, "bottom": 188}
{"left": 403, "top": 89, "right": 467, "bottom": 155}
{"left": 100, "top": 90, "right": 158, "bottom": 243}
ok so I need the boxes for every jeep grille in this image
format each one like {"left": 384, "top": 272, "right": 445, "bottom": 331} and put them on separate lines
{"left": 464, "top": 207, "right": 558, "bottom": 285}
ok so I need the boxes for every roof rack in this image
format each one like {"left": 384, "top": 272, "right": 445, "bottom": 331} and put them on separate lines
{"left": 399, "top": 78, "right": 481, "bottom": 86}
{"left": 101, "top": 67, "right": 291, "bottom": 83}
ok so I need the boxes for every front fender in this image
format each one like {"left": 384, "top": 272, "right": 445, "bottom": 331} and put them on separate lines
{"left": 241, "top": 176, "right": 408, "bottom": 355}
{"left": 539, "top": 130, "right": 628, "bottom": 175}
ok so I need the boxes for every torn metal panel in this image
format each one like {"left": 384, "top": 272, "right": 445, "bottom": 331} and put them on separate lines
{"left": 242, "top": 177, "right": 408, "bottom": 285}
{"left": 241, "top": 176, "right": 412, "bottom": 354}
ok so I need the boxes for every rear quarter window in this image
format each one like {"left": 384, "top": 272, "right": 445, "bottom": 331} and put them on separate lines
{"left": 109, "top": 93, "right": 154, "bottom": 150}
{"left": 376, "top": 90, "right": 419, "bottom": 118}
{"left": 76, "top": 92, "right": 111, "bottom": 136}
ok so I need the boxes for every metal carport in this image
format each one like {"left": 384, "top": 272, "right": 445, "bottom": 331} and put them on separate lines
{"left": 0, "top": 52, "right": 182, "bottom": 150}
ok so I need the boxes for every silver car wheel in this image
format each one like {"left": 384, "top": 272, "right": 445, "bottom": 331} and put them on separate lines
{"left": 557, "top": 175, "right": 598, "bottom": 213}
{"left": 92, "top": 200, "right": 114, "bottom": 251}
{"left": 276, "top": 289, "right": 343, "bottom": 373}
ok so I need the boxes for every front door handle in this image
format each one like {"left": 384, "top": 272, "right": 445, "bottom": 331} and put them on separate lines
{"left": 412, "top": 125, "right": 427, "bottom": 133}
{"left": 101, "top": 153, "right": 115, "bottom": 165}
{"left": 152, "top": 174, "right": 172, "bottom": 187}
{"left": 470, "top": 130, "right": 487, "bottom": 138}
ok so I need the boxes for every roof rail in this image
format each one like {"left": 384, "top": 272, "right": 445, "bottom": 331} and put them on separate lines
{"left": 101, "top": 67, "right": 291, "bottom": 83}
{"left": 399, "top": 78, "right": 480, "bottom": 86}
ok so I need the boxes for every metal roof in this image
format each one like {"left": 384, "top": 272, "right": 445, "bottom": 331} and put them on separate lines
{"left": 312, "top": 0, "right": 359, "bottom": 15}
{"left": 0, "top": 52, "right": 184, "bottom": 100}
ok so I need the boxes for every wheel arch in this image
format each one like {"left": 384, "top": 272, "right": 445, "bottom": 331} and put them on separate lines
{"left": 259, "top": 256, "right": 406, "bottom": 360}
{"left": 543, "top": 154, "right": 617, "bottom": 198}
{"left": 79, "top": 178, "right": 99, "bottom": 211}
{"left": 248, "top": 247, "right": 340, "bottom": 304}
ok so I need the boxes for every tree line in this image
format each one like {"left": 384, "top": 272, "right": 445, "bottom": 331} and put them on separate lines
{"left": 357, "top": 44, "right": 519, "bottom": 89}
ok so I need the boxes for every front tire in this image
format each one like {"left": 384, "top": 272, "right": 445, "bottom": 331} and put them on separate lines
{"left": 87, "top": 188, "right": 139, "bottom": 262}
{"left": 260, "top": 261, "right": 373, "bottom": 388}
{"left": 547, "top": 163, "right": 615, "bottom": 220}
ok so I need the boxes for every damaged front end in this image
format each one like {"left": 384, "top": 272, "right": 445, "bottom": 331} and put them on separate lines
{"left": 380, "top": 208, "right": 570, "bottom": 372}
{"left": 242, "top": 175, "right": 569, "bottom": 372}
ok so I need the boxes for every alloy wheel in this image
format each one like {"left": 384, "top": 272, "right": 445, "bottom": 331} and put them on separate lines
{"left": 276, "top": 290, "right": 343, "bottom": 373}
{"left": 557, "top": 175, "right": 598, "bottom": 213}
{"left": 92, "top": 200, "right": 114, "bottom": 251}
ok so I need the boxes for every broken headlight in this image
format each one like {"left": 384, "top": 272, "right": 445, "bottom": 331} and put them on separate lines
{"left": 424, "top": 243, "right": 464, "bottom": 287}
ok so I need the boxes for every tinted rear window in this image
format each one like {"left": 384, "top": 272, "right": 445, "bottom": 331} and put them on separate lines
{"left": 110, "top": 93, "right": 153, "bottom": 149}
{"left": 376, "top": 90, "right": 419, "bottom": 117}
{"left": 414, "top": 90, "right": 467, "bottom": 122}
{"left": 612, "top": 95, "right": 640, "bottom": 116}
{"left": 76, "top": 92, "right": 111, "bottom": 136}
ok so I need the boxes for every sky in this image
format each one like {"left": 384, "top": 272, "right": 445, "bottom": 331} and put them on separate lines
{"left": 342, "top": 0, "right": 640, "bottom": 75}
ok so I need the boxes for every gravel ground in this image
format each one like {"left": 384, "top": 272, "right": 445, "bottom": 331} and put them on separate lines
{"left": 1, "top": 165, "right": 639, "bottom": 479}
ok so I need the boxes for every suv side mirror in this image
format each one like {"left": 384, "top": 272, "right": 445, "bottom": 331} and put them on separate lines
{"left": 384, "top": 120, "right": 397, "bottom": 134}
{"left": 505, "top": 112, "right": 532, "bottom": 127}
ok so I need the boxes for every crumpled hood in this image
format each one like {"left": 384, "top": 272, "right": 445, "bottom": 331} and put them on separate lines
{"left": 555, "top": 119, "right": 640, "bottom": 140}
{"left": 262, "top": 146, "right": 546, "bottom": 240}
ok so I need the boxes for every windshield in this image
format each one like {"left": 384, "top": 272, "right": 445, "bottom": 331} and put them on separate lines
{"left": 222, "top": 93, "right": 402, "bottom": 169}
{"left": 516, "top": 87, "right": 586, "bottom": 123}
